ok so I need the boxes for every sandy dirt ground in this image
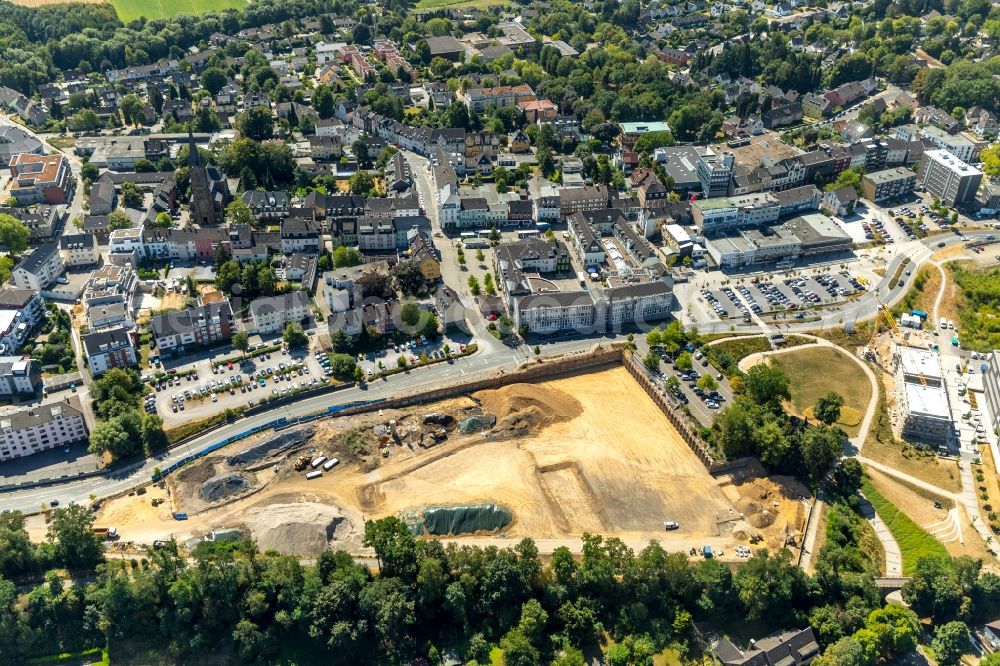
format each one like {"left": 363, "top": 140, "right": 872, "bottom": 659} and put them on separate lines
{"left": 86, "top": 367, "right": 807, "bottom": 559}
{"left": 866, "top": 467, "right": 995, "bottom": 565}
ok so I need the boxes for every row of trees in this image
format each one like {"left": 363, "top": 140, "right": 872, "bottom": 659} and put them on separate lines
{"left": 0, "top": 509, "right": 899, "bottom": 665}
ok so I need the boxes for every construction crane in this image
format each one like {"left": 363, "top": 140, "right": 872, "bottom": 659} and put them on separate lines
{"left": 863, "top": 297, "right": 900, "bottom": 361}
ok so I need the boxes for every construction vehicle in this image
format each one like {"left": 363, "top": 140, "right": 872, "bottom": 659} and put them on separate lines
{"left": 293, "top": 456, "right": 310, "bottom": 471}
{"left": 863, "top": 298, "right": 900, "bottom": 361}
{"left": 92, "top": 527, "right": 119, "bottom": 540}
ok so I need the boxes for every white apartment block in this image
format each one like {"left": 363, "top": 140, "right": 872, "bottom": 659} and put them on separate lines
{"left": 0, "top": 398, "right": 88, "bottom": 462}
{"left": 248, "top": 291, "right": 312, "bottom": 334}
{"left": 11, "top": 241, "right": 65, "bottom": 291}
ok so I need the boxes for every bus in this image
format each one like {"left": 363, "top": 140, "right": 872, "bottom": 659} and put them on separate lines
{"left": 463, "top": 238, "right": 489, "bottom": 249}
{"left": 460, "top": 232, "right": 476, "bottom": 240}
{"left": 477, "top": 229, "right": 492, "bottom": 238}
{"left": 517, "top": 229, "right": 541, "bottom": 240}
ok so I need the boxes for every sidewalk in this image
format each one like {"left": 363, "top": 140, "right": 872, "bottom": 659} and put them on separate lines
{"left": 859, "top": 493, "right": 903, "bottom": 576}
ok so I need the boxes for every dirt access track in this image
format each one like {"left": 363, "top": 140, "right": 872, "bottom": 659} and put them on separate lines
{"left": 93, "top": 367, "right": 807, "bottom": 559}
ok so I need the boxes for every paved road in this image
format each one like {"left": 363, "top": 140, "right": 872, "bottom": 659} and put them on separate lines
{"left": 859, "top": 493, "right": 904, "bottom": 576}
{"left": 0, "top": 335, "right": 606, "bottom": 513}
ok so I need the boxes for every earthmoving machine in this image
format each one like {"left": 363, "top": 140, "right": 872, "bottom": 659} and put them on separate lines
{"left": 293, "top": 456, "right": 311, "bottom": 471}
{"left": 862, "top": 297, "right": 900, "bottom": 362}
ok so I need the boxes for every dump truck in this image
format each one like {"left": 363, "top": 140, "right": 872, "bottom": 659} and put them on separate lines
{"left": 702, "top": 545, "right": 713, "bottom": 559}
{"left": 172, "top": 512, "right": 188, "bottom": 521}
{"left": 92, "top": 527, "right": 119, "bottom": 540}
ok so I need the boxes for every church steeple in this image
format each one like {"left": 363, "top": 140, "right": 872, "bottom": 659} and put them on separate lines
{"left": 187, "top": 128, "right": 201, "bottom": 168}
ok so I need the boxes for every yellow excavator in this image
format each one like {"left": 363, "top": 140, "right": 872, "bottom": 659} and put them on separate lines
{"left": 863, "top": 297, "right": 900, "bottom": 362}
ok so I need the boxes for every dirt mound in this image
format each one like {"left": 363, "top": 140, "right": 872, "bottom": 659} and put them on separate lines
{"left": 200, "top": 473, "right": 251, "bottom": 500}
{"left": 176, "top": 460, "right": 216, "bottom": 485}
{"left": 227, "top": 427, "right": 314, "bottom": 467}
{"left": 243, "top": 502, "right": 355, "bottom": 556}
{"left": 473, "top": 383, "right": 582, "bottom": 435}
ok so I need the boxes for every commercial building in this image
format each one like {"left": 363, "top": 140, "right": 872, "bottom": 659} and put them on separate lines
{"left": 918, "top": 149, "right": 984, "bottom": 208}
{"left": 0, "top": 397, "right": 88, "bottom": 462}
{"left": 0, "top": 356, "right": 42, "bottom": 396}
{"left": 248, "top": 291, "right": 312, "bottom": 335}
{"left": 83, "top": 326, "right": 137, "bottom": 376}
{"left": 461, "top": 84, "right": 535, "bottom": 112}
{"left": 705, "top": 213, "right": 852, "bottom": 268}
{"left": 151, "top": 301, "right": 234, "bottom": 355}
{"left": 697, "top": 149, "right": 735, "bottom": 198}
{"left": 860, "top": 167, "right": 917, "bottom": 203}
{"left": 11, "top": 242, "right": 65, "bottom": 291}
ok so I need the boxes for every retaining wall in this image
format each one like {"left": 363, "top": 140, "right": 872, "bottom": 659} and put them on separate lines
{"left": 335, "top": 348, "right": 624, "bottom": 417}
{"left": 621, "top": 351, "right": 723, "bottom": 471}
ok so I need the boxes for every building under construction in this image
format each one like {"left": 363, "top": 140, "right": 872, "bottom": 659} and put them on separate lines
{"left": 893, "top": 345, "right": 952, "bottom": 443}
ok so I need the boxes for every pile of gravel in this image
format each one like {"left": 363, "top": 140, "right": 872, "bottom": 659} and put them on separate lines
{"left": 226, "top": 426, "right": 315, "bottom": 467}
{"left": 200, "top": 473, "right": 250, "bottom": 501}
{"left": 457, "top": 413, "right": 496, "bottom": 434}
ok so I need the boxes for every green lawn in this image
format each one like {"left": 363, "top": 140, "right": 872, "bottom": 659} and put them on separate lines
{"left": 862, "top": 477, "right": 949, "bottom": 575}
{"left": 770, "top": 346, "right": 871, "bottom": 436}
{"left": 113, "top": 0, "right": 247, "bottom": 23}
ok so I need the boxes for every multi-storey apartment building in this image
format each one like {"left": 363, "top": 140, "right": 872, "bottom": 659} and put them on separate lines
{"left": 0, "top": 397, "right": 88, "bottom": 462}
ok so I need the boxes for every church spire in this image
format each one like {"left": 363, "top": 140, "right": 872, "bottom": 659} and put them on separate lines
{"left": 187, "top": 128, "right": 201, "bottom": 168}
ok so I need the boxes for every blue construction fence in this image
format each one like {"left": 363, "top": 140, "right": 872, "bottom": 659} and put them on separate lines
{"left": 152, "top": 398, "right": 386, "bottom": 481}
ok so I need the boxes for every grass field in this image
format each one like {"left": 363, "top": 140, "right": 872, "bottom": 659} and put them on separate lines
{"left": 770, "top": 346, "right": 871, "bottom": 437}
{"left": 862, "top": 476, "right": 949, "bottom": 575}
{"left": 414, "top": 0, "right": 510, "bottom": 9}
{"left": 112, "top": 0, "right": 247, "bottom": 23}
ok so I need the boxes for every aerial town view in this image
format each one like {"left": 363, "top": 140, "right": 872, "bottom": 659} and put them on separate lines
{"left": 1, "top": 0, "right": 1000, "bottom": 662}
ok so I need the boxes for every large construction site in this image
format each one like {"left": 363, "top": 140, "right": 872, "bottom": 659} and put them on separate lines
{"left": 85, "top": 365, "right": 809, "bottom": 560}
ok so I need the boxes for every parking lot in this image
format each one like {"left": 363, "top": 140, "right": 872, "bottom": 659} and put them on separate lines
{"left": 353, "top": 335, "right": 475, "bottom": 377}
{"left": 650, "top": 344, "right": 735, "bottom": 424}
{"left": 701, "top": 271, "right": 862, "bottom": 321}
{"left": 149, "top": 345, "right": 328, "bottom": 425}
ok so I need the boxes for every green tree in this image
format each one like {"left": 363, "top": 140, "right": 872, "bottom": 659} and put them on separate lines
{"left": 333, "top": 246, "right": 363, "bottom": 268}
{"left": 225, "top": 199, "right": 253, "bottom": 226}
{"left": 313, "top": 85, "right": 335, "bottom": 119}
{"left": 119, "top": 93, "right": 144, "bottom": 125}
{"left": 697, "top": 374, "right": 718, "bottom": 391}
{"left": 483, "top": 272, "right": 496, "bottom": 296}
{"left": 0, "top": 511, "right": 35, "bottom": 578}
{"left": 232, "top": 331, "right": 250, "bottom": 358}
{"left": 363, "top": 516, "right": 416, "bottom": 579}
{"left": 236, "top": 106, "right": 274, "bottom": 141}
{"left": 120, "top": 181, "right": 143, "bottom": 208}
{"left": 391, "top": 260, "right": 426, "bottom": 296}
{"left": 675, "top": 351, "right": 693, "bottom": 371}
{"left": 501, "top": 629, "right": 539, "bottom": 666}
{"left": 352, "top": 140, "right": 370, "bottom": 167}
{"left": 931, "top": 621, "right": 969, "bottom": 666}
{"left": 814, "top": 391, "right": 845, "bottom": 425}
{"left": 107, "top": 209, "right": 132, "bottom": 230}
{"left": 283, "top": 322, "right": 308, "bottom": 348}
{"left": 349, "top": 170, "right": 377, "bottom": 196}
{"left": 330, "top": 328, "right": 351, "bottom": 352}
{"left": 801, "top": 425, "right": 844, "bottom": 486}
{"left": 328, "top": 353, "right": 358, "bottom": 380}
{"left": 46, "top": 504, "right": 103, "bottom": 568}
{"left": 200, "top": 67, "right": 228, "bottom": 96}
{"left": 468, "top": 275, "right": 481, "bottom": 296}
{"left": 0, "top": 214, "right": 30, "bottom": 258}
{"left": 153, "top": 211, "right": 172, "bottom": 228}
{"left": 643, "top": 350, "right": 660, "bottom": 372}
{"left": 743, "top": 364, "right": 791, "bottom": 410}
